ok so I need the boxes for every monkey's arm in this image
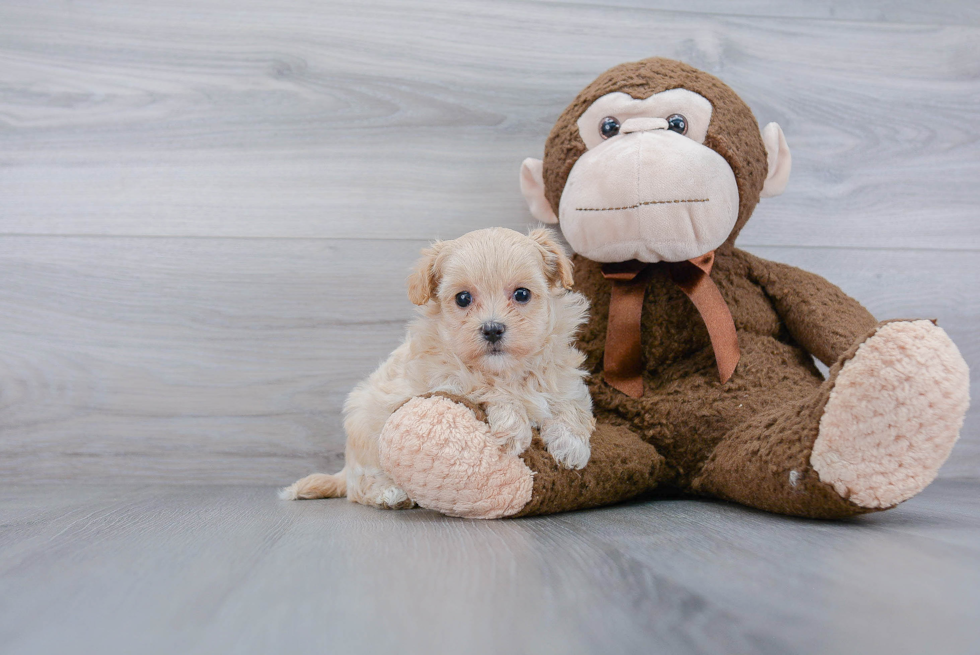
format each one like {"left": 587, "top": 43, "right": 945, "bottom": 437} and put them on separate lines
{"left": 739, "top": 249, "right": 877, "bottom": 365}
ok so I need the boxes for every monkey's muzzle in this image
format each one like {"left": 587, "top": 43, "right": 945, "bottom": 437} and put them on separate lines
{"left": 558, "top": 128, "right": 739, "bottom": 263}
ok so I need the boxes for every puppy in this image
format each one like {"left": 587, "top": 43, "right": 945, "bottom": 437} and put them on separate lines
{"left": 281, "top": 227, "right": 595, "bottom": 509}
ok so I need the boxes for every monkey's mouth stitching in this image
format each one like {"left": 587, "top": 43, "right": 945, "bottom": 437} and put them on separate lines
{"left": 576, "top": 198, "right": 709, "bottom": 212}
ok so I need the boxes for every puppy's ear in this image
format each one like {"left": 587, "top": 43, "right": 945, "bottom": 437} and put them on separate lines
{"left": 407, "top": 241, "right": 445, "bottom": 305}
{"left": 529, "top": 228, "right": 574, "bottom": 290}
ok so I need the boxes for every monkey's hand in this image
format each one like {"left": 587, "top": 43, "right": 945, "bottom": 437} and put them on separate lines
{"left": 486, "top": 401, "right": 533, "bottom": 457}
{"left": 744, "top": 251, "right": 877, "bottom": 365}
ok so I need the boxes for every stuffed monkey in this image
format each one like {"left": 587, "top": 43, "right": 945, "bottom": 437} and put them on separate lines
{"left": 378, "top": 58, "right": 970, "bottom": 519}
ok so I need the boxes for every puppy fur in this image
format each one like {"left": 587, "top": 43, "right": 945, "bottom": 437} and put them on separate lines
{"left": 281, "top": 227, "right": 595, "bottom": 509}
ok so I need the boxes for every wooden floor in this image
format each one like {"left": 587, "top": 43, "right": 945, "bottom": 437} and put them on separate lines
{"left": 0, "top": 0, "right": 977, "bottom": 484}
{"left": 1, "top": 481, "right": 978, "bottom": 655}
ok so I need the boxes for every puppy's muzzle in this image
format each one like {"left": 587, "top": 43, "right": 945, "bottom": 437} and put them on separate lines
{"left": 481, "top": 321, "right": 506, "bottom": 344}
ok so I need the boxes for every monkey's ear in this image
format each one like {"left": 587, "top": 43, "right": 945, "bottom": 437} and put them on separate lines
{"left": 529, "top": 228, "right": 574, "bottom": 290}
{"left": 407, "top": 242, "right": 444, "bottom": 305}
{"left": 520, "top": 158, "right": 559, "bottom": 224}
{"left": 760, "top": 123, "right": 792, "bottom": 198}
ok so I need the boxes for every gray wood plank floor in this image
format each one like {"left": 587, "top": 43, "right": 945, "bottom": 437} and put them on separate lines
{"left": 1, "top": 481, "right": 978, "bottom": 655}
{"left": 0, "top": 0, "right": 977, "bottom": 483}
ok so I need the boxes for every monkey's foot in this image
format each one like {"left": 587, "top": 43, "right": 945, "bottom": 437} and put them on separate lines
{"left": 811, "top": 320, "right": 970, "bottom": 509}
{"left": 378, "top": 395, "right": 534, "bottom": 519}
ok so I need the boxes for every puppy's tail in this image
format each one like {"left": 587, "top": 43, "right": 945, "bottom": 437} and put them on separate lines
{"left": 279, "top": 467, "right": 347, "bottom": 500}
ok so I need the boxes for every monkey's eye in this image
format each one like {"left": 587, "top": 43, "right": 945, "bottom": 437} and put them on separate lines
{"left": 455, "top": 291, "right": 472, "bottom": 308}
{"left": 599, "top": 116, "right": 621, "bottom": 139}
{"left": 513, "top": 288, "right": 531, "bottom": 303}
{"left": 666, "top": 114, "right": 688, "bottom": 135}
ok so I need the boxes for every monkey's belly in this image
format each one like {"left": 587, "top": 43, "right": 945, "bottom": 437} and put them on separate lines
{"left": 589, "top": 331, "right": 825, "bottom": 484}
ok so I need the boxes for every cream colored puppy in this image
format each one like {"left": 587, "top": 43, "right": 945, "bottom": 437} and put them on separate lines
{"left": 281, "top": 227, "right": 594, "bottom": 509}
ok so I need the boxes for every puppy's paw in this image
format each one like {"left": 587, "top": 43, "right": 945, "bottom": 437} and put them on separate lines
{"left": 542, "top": 421, "right": 591, "bottom": 470}
{"left": 493, "top": 425, "right": 534, "bottom": 457}
{"left": 487, "top": 402, "right": 534, "bottom": 456}
{"left": 378, "top": 485, "right": 416, "bottom": 510}
{"left": 348, "top": 470, "right": 416, "bottom": 510}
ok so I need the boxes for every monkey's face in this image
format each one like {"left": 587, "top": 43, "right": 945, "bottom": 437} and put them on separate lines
{"left": 559, "top": 89, "right": 738, "bottom": 263}
{"left": 519, "top": 58, "right": 792, "bottom": 265}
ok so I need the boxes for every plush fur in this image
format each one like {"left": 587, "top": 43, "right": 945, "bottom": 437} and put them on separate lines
{"left": 375, "top": 58, "right": 970, "bottom": 520}
{"left": 812, "top": 320, "right": 969, "bottom": 508}
{"left": 542, "top": 58, "right": 768, "bottom": 245}
{"left": 380, "top": 394, "right": 536, "bottom": 519}
{"left": 281, "top": 227, "right": 595, "bottom": 508}
{"left": 379, "top": 393, "right": 665, "bottom": 518}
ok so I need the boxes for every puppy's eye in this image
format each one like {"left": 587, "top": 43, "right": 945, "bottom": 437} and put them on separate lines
{"left": 513, "top": 288, "right": 531, "bottom": 303}
{"left": 666, "top": 114, "right": 687, "bottom": 135}
{"left": 455, "top": 291, "right": 472, "bottom": 308}
{"left": 599, "top": 116, "right": 620, "bottom": 139}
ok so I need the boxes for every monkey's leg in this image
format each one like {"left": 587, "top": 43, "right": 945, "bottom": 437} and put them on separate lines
{"left": 691, "top": 320, "right": 969, "bottom": 518}
{"left": 378, "top": 394, "right": 665, "bottom": 519}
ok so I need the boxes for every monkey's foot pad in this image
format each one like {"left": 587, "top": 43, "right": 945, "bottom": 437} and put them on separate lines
{"left": 812, "top": 320, "right": 970, "bottom": 509}
{"left": 379, "top": 395, "right": 533, "bottom": 519}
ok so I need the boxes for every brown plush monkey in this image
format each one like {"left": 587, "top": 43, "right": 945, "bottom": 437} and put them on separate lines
{"left": 378, "top": 58, "right": 970, "bottom": 519}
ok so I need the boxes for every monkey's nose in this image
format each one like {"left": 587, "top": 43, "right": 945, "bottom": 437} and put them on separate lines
{"left": 620, "top": 117, "right": 669, "bottom": 134}
{"left": 481, "top": 321, "right": 506, "bottom": 344}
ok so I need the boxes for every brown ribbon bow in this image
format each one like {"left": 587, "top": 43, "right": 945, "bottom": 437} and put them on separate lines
{"left": 601, "top": 251, "right": 740, "bottom": 398}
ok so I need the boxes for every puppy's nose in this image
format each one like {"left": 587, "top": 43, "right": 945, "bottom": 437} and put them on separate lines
{"left": 481, "top": 321, "right": 506, "bottom": 344}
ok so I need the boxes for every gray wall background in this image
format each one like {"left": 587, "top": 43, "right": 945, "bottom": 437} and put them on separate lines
{"left": 1, "top": 0, "right": 977, "bottom": 484}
